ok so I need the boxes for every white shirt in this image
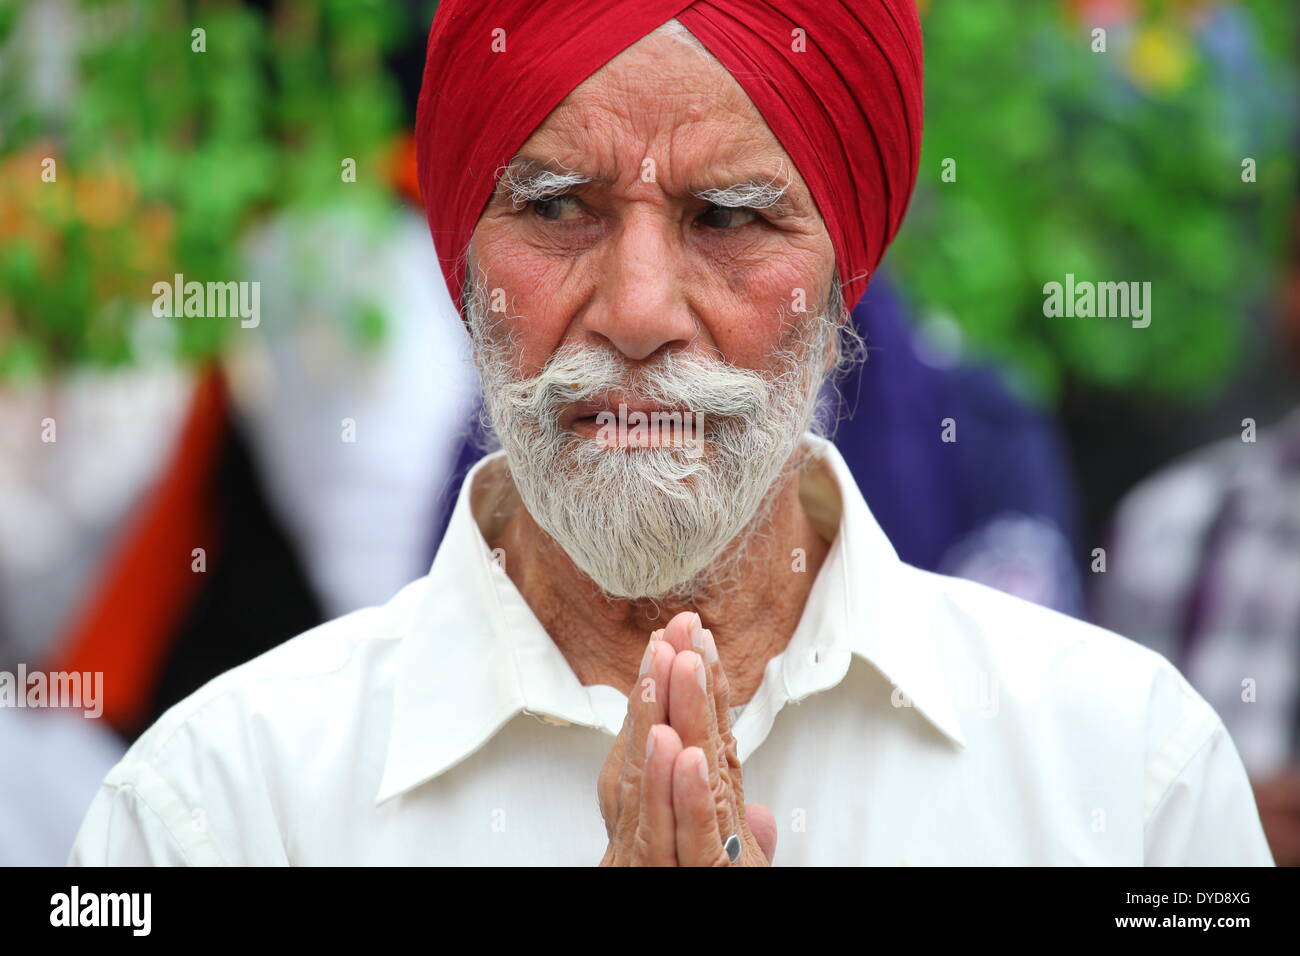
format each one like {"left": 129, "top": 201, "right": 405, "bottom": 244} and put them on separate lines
{"left": 69, "top": 435, "right": 1274, "bottom": 865}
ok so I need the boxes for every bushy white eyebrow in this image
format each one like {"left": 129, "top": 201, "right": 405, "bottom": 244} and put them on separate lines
{"left": 693, "top": 179, "right": 790, "bottom": 211}
{"left": 497, "top": 160, "right": 592, "bottom": 207}
{"left": 496, "top": 156, "right": 793, "bottom": 213}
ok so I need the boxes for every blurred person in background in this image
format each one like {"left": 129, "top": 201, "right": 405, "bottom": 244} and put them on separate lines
{"left": 1096, "top": 180, "right": 1300, "bottom": 865}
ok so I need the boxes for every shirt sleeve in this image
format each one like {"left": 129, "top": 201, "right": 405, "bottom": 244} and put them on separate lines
{"left": 1143, "top": 718, "right": 1275, "bottom": 866}
{"left": 68, "top": 760, "right": 229, "bottom": 866}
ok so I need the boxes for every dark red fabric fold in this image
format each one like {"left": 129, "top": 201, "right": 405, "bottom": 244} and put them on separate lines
{"left": 416, "top": 0, "right": 923, "bottom": 315}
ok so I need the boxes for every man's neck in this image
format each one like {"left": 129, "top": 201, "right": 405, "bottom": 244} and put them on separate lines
{"left": 484, "top": 454, "right": 832, "bottom": 707}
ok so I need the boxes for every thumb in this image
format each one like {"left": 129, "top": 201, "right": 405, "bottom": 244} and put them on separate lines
{"left": 745, "top": 802, "right": 778, "bottom": 864}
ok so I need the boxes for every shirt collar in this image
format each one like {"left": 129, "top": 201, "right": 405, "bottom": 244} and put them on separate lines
{"left": 376, "top": 433, "right": 965, "bottom": 805}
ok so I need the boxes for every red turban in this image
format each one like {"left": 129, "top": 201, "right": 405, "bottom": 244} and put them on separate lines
{"left": 416, "top": 0, "right": 923, "bottom": 316}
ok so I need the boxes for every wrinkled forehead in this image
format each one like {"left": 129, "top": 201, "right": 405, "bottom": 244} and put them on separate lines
{"left": 499, "top": 29, "right": 813, "bottom": 208}
{"left": 536, "top": 29, "right": 761, "bottom": 143}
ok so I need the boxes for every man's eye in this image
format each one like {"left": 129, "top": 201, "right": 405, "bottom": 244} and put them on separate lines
{"left": 699, "top": 204, "right": 760, "bottom": 230}
{"left": 531, "top": 195, "right": 584, "bottom": 221}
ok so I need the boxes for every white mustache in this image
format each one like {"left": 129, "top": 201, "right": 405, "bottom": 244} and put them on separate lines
{"left": 494, "top": 342, "right": 772, "bottom": 435}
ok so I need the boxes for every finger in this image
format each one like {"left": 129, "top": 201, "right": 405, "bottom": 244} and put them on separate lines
{"left": 659, "top": 611, "right": 700, "bottom": 654}
{"left": 667, "top": 650, "right": 717, "bottom": 767}
{"left": 613, "top": 633, "right": 673, "bottom": 847}
{"left": 664, "top": 615, "right": 748, "bottom": 847}
{"left": 601, "top": 631, "right": 668, "bottom": 837}
{"left": 633, "top": 723, "right": 682, "bottom": 865}
{"left": 691, "top": 625, "right": 743, "bottom": 799}
{"left": 673, "top": 746, "right": 728, "bottom": 866}
{"left": 745, "top": 802, "right": 778, "bottom": 864}
{"left": 600, "top": 632, "right": 660, "bottom": 830}
{"left": 598, "top": 715, "right": 634, "bottom": 836}
{"left": 664, "top": 612, "right": 733, "bottom": 762}
{"left": 691, "top": 625, "right": 726, "bottom": 724}
{"left": 668, "top": 650, "right": 738, "bottom": 846}
{"left": 629, "top": 633, "right": 672, "bottom": 772}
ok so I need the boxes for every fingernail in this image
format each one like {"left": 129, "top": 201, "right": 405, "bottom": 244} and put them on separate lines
{"left": 651, "top": 628, "right": 665, "bottom": 641}
{"left": 696, "top": 750, "right": 709, "bottom": 784}
{"left": 689, "top": 613, "right": 703, "bottom": 645}
{"left": 695, "top": 654, "right": 707, "bottom": 692}
{"left": 645, "top": 726, "right": 657, "bottom": 760}
{"left": 692, "top": 627, "right": 718, "bottom": 664}
{"left": 638, "top": 641, "right": 656, "bottom": 677}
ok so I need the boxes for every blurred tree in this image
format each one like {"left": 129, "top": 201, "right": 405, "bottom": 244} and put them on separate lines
{"left": 891, "top": 0, "right": 1297, "bottom": 401}
{"left": 0, "top": 0, "right": 403, "bottom": 381}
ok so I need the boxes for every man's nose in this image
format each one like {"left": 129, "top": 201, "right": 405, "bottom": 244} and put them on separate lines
{"left": 580, "top": 210, "right": 698, "bottom": 362}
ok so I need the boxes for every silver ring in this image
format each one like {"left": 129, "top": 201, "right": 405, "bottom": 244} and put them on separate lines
{"left": 723, "top": 833, "right": 741, "bottom": 864}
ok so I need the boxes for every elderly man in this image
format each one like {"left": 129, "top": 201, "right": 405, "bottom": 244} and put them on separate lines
{"left": 71, "top": 0, "right": 1271, "bottom": 865}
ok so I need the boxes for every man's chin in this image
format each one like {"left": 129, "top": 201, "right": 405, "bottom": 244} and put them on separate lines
{"left": 569, "top": 551, "right": 718, "bottom": 603}
{"left": 541, "top": 503, "right": 750, "bottom": 602}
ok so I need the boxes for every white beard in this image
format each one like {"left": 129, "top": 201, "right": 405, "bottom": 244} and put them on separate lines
{"left": 467, "top": 288, "right": 835, "bottom": 601}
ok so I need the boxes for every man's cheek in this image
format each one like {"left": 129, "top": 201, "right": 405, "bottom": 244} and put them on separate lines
{"left": 475, "top": 252, "right": 585, "bottom": 359}
{"left": 705, "top": 285, "right": 818, "bottom": 368}
{"left": 722, "top": 252, "right": 827, "bottom": 310}
{"left": 473, "top": 225, "right": 577, "bottom": 294}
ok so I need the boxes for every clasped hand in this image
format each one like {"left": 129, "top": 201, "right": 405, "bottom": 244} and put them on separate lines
{"left": 597, "top": 611, "right": 776, "bottom": 866}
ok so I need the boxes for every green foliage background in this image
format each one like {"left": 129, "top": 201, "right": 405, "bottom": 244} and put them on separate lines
{"left": 889, "top": 0, "right": 1298, "bottom": 402}
{"left": 0, "top": 0, "right": 402, "bottom": 381}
